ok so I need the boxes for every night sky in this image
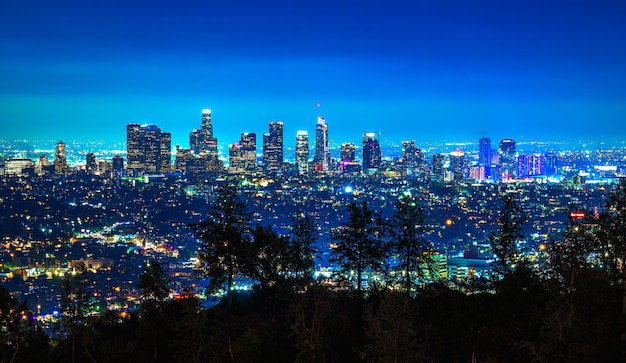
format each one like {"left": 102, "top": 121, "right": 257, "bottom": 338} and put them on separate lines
{"left": 1, "top": 0, "right": 626, "bottom": 149}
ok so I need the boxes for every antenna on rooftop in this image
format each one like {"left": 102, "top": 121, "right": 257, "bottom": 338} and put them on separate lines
{"left": 476, "top": 131, "right": 489, "bottom": 138}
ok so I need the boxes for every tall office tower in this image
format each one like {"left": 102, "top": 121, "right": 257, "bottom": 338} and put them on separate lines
{"left": 262, "top": 121, "right": 283, "bottom": 174}
{"left": 362, "top": 132, "right": 381, "bottom": 171}
{"left": 449, "top": 149, "right": 468, "bottom": 182}
{"left": 160, "top": 132, "right": 172, "bottom": 173}
{"left": 54, "top": 141, "right": 69, "bottom": 174}
{"left": 478, "top": 137, "right": 492, "bottom": 178}
{"left": 432, "top": 153, "right": 445, "bottom": 178}
{"left": 86, "top": 153, "right": 97, "bottom": 174}
{"left": 229, "top": 143, "right": 244, "bottom": 174}
{"left": 190, "top": 109, "right": 219, "bottom": 156}
{"left": 402, "top": 140, "right": 424, "bottom": 175}
{"left": 174, "top": 145, "right": 192, "bottom": 172}
{"left": 112, "top": 156, "right": 124, "bottom": 177}
{"left": 340, "top": 142, "right": 359, "bottom": 173}
{"left": 126, "top": 124, "right": 171, "bottom": 175}
{"left": 126, "top": 124, "right": 142, "bottom": 173}
{"left": 499, "top": 138, "right": 517, "bottom": 180}
{"left": 189, "top": 131, "right": 199, "bottom": 152}
{"left": 229, "top": 132, "right": 256, "bottom": 174}
{"left": 313, "top": 115, "right": 330, "bottom": 172}
{"left": 37, "top": 154, "right": 50, "bottom": 175}
{"left": 340, "top": 142, "right": 356, "bottom": 162}
{"left": 295, "top": 131, "right": 309, "bottom": 174}
{"left": 544, "top": 151, "right": 557, "bottom": 176}
{"left": 241, "top": 132, "right": 257, "bottom": 173}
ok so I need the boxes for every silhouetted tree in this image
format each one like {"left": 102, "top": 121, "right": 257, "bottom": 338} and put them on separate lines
{"left": 0, "top": 285, "right": 33, "bottom": 363}
{"left": 547, "top": 214, "right": 598, "bottom": 290}
{"left": 138, "top": 260, "right": 170, "bottom": 302}
{"left": 597, "top": 179, "right": 626, "bottom": 358}
{"left": 489, "top": 193, "right": 526, "bottom": 278}
{"left": 245, "top": 224, "right": 290, "bottom": 291}
{"left": 288, "top": 214, "right": 319, "bottom": 291}
{"left": 137, "top": 260, "right": 170, "bottom": 363}
{"left": 191, "top": 185, "right": 250, "bottom": 310}
{"left": 330, "top": 201, "right": 386, "bottom": 294}
{"left": 389, "top": 195, "right": 434, "bottom": 296}
{"left": 57, "top": 263, "right": 96, "bottom": 363}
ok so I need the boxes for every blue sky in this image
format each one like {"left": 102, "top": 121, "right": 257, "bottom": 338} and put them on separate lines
{"left": 1, "top": 0, "right": 626, "bottom": 149}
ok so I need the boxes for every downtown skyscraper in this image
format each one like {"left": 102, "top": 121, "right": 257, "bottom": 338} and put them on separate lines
{"left": 313, "top": 115, "right": 330, "bottom": 172}
{"left": 263, "top": 121, "right": 283, "bottom": 174}
{"left": 54, "top": 140, "right": 69, "bottom": 174}
{"left": 478, "top": 136, "right": 492, "bottom": 178}
{"left": 186, "top": 109, "right": 223, "bottom": 173}
{"left": 85, "top": 152, "right": 96, "bottom": 174}
{"left": 362, "top": 132, "right": 381, "bottom": 172}
{"left": 499, "top": 138, "right": 517, "bottom": 180}
{"left": 340, "top": 142, "right": 359, "bottom": 173}
{"left": 401, "top": 140, "right": 424, "bottom": 176}
{"left": 126, "top": 124, "right": 171, "bottom": 175}
{"left": 449, "top": 149, "right": 468, "bottom": 182}
{"left": 295, "top": 130, "right": 309, "bottom": 174}
{"left": 190, "top": 109, "right": 218, "bottom": 157}
{"left": 230, "top": 132, "right": 257, "bottom": 174}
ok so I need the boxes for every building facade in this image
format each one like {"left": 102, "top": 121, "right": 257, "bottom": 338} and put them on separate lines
{"left": 263, "top": 122, "right": 283, "bottom": 174}
{"left": 126, "top": 124, "right": 171, "bottom": 175}
{"left": 499, "top": 138, "right": 517, "bottom": 180}
{"left": 362, "top": 132, "right": 381, "bottom": 171}
{"left": 313, "top": 115, "right": 330, "bottom": 172}
{"left": 54, "top": 141, "right": 69, "bottom": 174}
{"left": 230, "top": 132, "right": 257, "bottom": 174}
{"left": 295, "top": 130, "right": 309, "bottom": 174}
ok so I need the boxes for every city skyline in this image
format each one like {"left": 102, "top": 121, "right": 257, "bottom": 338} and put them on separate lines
{"left": 2, "top": 1, "right": 626, "bottom": 147}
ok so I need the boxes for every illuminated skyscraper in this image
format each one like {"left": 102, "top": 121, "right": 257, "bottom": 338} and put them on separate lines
{"left": 362, "top": 132, "right": 381, "bottom": 171}
{"left": 230, "top": 132, "right": 257, "bottom": 174}
{"left": 340, "top": 142, "right": 356, "bottom": 162}
{"left": 263, "top": 121, "right": 283, "bottom": 174}
{"left": 449, "top": 149, "right": 468, "bottom": 182}
{"left": 402, "top": 140, "right": 424, "bottom": 176}
{"left": 340, "top": 142, "right": 359, "bottom": 173}
{"left": 126, "top": 124, "right": 171, "bottom": 175}
{"left": 499, "top": 138, "right": 517, "bottom": 180}
{"left": 86, "top": 153, "right": 96, "bottom": 174}
{"left": 160, "top": 132, "right": 172, "bottom": 173}
{"left": 295, "top": 130, "right": 309, "bottom": 174}
{"left": 190, "top": 109, "right": 218, "bottom": 157}
{"left": 126, "top": 124, "right": 142, "bottom": 173}
{"left": 432, "top": 153, "right": 445, "bottom": 178}
{"left": 313, "top": 115, "right": 329, "bottom": 172}
{"left": 112, "top": 155, "right": 124, "bottom": 178}
{"left": 36, "top": 154, "right": 50, "bottom": 176}
{"left": 478, "top": 137, "right": 492, "bottom": 178}
{"left": 54, "top": 141, "right": 69, "bottom": 174}
{"left": 174, "top": 145, "right": 192, "bottom": 173}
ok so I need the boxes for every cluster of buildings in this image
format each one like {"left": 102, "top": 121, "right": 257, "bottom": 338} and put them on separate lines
{"left": 1, "top": 108, "right": 624, "bottom": 185}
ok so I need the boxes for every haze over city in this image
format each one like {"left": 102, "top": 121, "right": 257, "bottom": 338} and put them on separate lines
{"left": 2, "top": 0, "right": 626, "bottom": 148}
